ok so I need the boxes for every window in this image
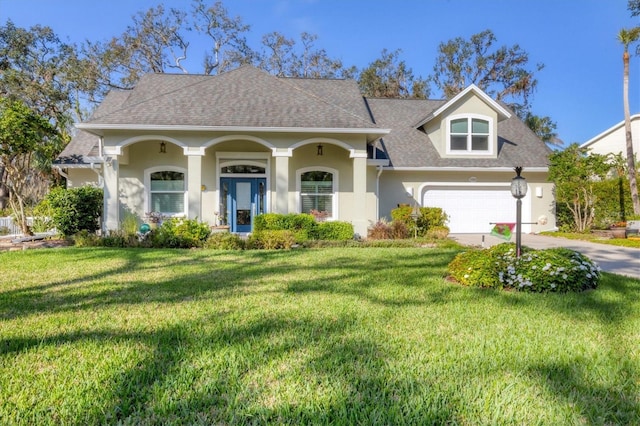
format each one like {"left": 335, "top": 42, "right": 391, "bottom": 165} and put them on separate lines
{"left": 149, "top": 170, "right": 185, "bottom": 215}
{"left": 300, "top": 171, "right": 334, "bottom": 217}
{"left": 448, "top": 116, "right": 492, "bottom": 154}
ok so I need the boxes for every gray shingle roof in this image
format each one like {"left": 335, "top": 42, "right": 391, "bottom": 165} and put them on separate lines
{"left": 60, "top": 66, "right": 550, "bottom": 169}
{"left": 366, "top": 98, "right": 551, "bottom": 168}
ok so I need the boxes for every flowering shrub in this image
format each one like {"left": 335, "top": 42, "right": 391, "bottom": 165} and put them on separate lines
{"left": 448, "top": 243, "right": 601, "bottom": 292}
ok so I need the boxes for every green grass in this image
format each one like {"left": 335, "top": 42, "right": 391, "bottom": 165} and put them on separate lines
{"left": 541, "top": 231, "right": 640, "bottom": 248}
{"left": 1, "top": 247, "right": 639, "bottom": 425}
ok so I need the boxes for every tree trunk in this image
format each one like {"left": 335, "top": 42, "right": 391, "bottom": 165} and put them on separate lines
{"left": 623, "top": 51, "right": 640, "bottom": 215}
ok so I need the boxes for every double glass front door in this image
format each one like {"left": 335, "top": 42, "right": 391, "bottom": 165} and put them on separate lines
{"left": 220, "top": 178, "right": 266, "bottom": 232}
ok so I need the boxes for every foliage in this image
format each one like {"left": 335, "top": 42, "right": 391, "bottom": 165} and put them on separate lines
{"left": 248, "top": 229, "right": 296, "bottom": 249}
{"left": 548, "top": 144, "right": 610, "bottom": 232}
{"left": 0, "top": 98, "right": 61, "bottom": 235}
{"left": 592, "top": 175, "right": 635, "bottom": 228}
{"left": 367, "top": 219, "right": 409, "bottom": 240}
{"left": 316, "top": 221, "right": 354, "bottom": 240}
{"left": 31, "top": 198, "right": 55, "bottom": 233}
{"left": 448, "top": 243, "right": 601, "bottom": 292}
{"left": 524, "top": 113, "right": 562, "bottom": 146}
{"left": 44, "top": 185, "right": 103, "bottom": 237}
{"left": 120, "top": 211, "right": 140, "bottom": 234}
{"left": 391, "top": 205, "right": 449, "bottom": 237}
{"left": 358, "top": 48, "right": 429, "bottom": 99}
{"left": 429, "top": 29, "right": 543, "bottom": 118}
{"left": 254, "top": 213, "right": 318, "bottom": 242}
{"left": 425, "top": 225, "right": 450, "bottom": 240}
{"left": 151, "top": 217, "right": 211, "bottom": 248}
{"left": 204, "top": 232, "right": 246, "bottom": 250}
{"left": 71, "top": 229, "right": 102, "bottom": 247}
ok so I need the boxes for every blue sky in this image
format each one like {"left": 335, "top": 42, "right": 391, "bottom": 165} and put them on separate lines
{"left": 0, "top": 0, "right": 638, "bottom": 147}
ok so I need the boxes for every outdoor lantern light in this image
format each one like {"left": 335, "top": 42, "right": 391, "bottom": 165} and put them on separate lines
{"left": 159, "top": 141, "right": 167, "bottom": 154}
{"left": 510, "top": 166, "right": 527, "bottom": 257}
{"left": 317, "top": 144, "right": 323, "bottom": 156}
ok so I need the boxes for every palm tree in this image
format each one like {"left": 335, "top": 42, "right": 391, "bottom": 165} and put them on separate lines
{"left": 618, "top": 27, "right": 640, "bottom": 216}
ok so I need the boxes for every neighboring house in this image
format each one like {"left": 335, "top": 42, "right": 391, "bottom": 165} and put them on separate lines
{"left": 55, "top": 65, "right": 555, "bottom": 235}
{"left": 581, "top": 114, "right": 640, "bottom": 160}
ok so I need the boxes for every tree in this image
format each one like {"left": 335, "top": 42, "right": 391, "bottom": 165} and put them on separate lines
{"left": 0, "top": 99, "right": 61, "bottom": 235}
{"left": 618, "top": 27, "right": 640, "bottom": 215}
{"left": 524, "top": 113, "right": 562, "bottom": 146}
{"left": 0, "top": 21, "right": 78, "bottom": 208}
{"left": 548, "top": 144, "right": 610, "bottom": 232}
{"left": 430, "top": 29, "right": 543, "bottom": 118}
{"left": 358, "top": 49, "right": 429, "bottom": 99}
{"left": 79, "top": 0, "right": 253, "bottom": 102}
{"left": 257, "top": 31, "right": 352, "bottom": 79}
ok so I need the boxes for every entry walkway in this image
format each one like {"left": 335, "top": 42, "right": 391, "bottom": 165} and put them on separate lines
{"left": 450, "top": 233, "right": 640, "bottom": 280}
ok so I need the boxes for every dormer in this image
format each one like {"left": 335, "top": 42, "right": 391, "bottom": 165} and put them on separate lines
{"left": 415, "top": 84, "right": 511, "bottom": 159}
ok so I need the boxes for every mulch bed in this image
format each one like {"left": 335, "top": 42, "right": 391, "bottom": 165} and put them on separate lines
{"left": 0, "top": 237, "right": 71, "bottom": 251}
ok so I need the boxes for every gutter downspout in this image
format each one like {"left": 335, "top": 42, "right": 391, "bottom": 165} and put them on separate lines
{"left": 375, "top": 165, "right": 384, "bottom": 221}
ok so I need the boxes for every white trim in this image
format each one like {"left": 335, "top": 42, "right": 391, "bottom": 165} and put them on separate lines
{"left": 144, "top": 165, "right": 188, "bottom": 217}
{"left": 385, "top": 166, "right": 549, "bottom": 172}
{"left": 415, "top": 84, "right": 511, "bottom": 128}
{"left": 104, "top": 135, "right": 186, "bottom": 156}
{"left": 215, "top": 152, "right": 272, "bottom": 220}
{"left": 445, "top": 114, "right": 494, "bottom": 156}
{"left": 581, "top": 113, "right": 640, "bottom": 148}
{"left": 296, "top": 166, "right": 339, "bottom": 220}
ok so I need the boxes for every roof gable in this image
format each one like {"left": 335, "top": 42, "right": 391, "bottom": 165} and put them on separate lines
{"left": 414, "top": 84, "right": 511, "bottom": 129}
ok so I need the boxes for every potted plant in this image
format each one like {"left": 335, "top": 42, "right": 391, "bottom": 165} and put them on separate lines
{"left": 210, "top": 211, "right": 230, "bottom": 233}
{"left": 145, "top": 211, "right": 163, "bottom": 229}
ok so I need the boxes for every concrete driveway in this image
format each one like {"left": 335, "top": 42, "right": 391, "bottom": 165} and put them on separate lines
{"left": 450, "top": 233, "right": 640, "bottom": 280}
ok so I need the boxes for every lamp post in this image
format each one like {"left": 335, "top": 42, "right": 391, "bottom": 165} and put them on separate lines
{"left": 510, "top": 166, "right": 527, "bottom": 258}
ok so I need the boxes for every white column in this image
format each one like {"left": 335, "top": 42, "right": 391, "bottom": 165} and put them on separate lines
{"left": 187, "top": 154, "right": 203, "bottom": 220}
{"left": 275, "top": 154, "right": 290, "bottom": 213}
{"left": 352, "top": 155, "right": 368, "bottom": 237}
{"left": 102, "top": 158, "right": 119, "bottom": 232}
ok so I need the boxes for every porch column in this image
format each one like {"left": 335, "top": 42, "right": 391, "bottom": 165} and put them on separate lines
{"left": 352, "top": 154, "right": 368, "bottom": 237}
{"left": 274, "top": 152, "right": 290, "bottom": 213}
{"left": 102, "top": 157, "right": 119, "bottom": 232}
{"left": 187, "top": 151, "right": 203, "bottom": 220}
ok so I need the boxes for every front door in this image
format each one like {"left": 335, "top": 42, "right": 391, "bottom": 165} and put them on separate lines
{"left": 220, "top": 178, "right": 266, "bottom": 233}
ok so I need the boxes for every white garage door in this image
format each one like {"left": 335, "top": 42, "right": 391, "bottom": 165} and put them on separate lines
{"left": 423, "top": 186, "right": 525, "bottom": 233}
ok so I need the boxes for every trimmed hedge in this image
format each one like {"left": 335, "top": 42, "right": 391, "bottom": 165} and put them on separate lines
{"left": 45, "top": 186, "right": 103, "bottom": 236}
{"left": 317, "top": 221, "right": 354, "bottom": 240}
{"left": 448, "top": 243, "right": 601, "bottom": 292}
{"left": 253, "top": 213, "right": 353, "bottom": 241}
{"left": 150, "top": 217, "right": 211, "bottom": 248}
{"left": 391, "top": 205, "right": 448, "bottom": 237}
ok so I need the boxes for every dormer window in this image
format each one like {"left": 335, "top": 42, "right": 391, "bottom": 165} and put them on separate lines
{"left": 447, "top": 115, "right": 493, "bottom": 155}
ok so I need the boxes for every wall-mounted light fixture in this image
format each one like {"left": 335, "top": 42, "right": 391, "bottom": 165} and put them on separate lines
{"left": 159, "top": 142, "right": 167, "bottom": 154}
{"left": 317, "top": 144, "right": 323, "bottom": 156}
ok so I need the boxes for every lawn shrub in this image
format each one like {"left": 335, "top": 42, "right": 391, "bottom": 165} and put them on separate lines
{"left": 425, "top": 225, "right": 450, "bottom": 240}
{"left": 367, "top": 219, "right": 409, "bottom": 240}
{"left": 46, "top": 186, "right": 103, "bottom": 236}
{"left": 253, "top": 213, "right": 318, "bottom": 242}
{"left": 204, "top": 232, "right": 245, "bottom": 250}
{"left": 151, "top": 218, "right": 210, "bottom": 248}
{"left": 248, "top": 230, "right": 296, "bottom": 249}
{"left": 448, "top": 243, "right": 601, "bottom": 292}
{"left": 317, "top": 221, "right": 353, "bottom": 240}
{"left": 391, "top": 205, "right": 449, "bottom": 236}
{"left": 32, "top": 198, "right": 55, "bottom": 233}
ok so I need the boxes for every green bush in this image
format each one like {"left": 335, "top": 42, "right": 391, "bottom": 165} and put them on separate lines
{"left": 46, "top": 186, "right": 103, "bottom": 236}
{"left": 367, "top": 220, "right": 410, "bottom": 240}
{"left": 253, "top": 213, "right": 318, "bottom": 242}
{"left": 448, "top": 243, "right": 601, "bottom": 292}
{"left": 391, "top": 206, "right": 448, "bottom": 237}
{"left": 71, "top": 230, "right": 102, "bottom": 247}
{"left": 425, "top": 225, "right": 450, "bottom": 240}
{"left": 151, "top": 218, "right": 211, "bottom": 248}
{"left": 32, "top": 199, "right": 55, "bottom": 233}
{"left": 248, "top": 230, "right": 296, "bottom": 249}
{"left": 317, "top": 221, "right": 353, "bottom": 240}
{"left": 204, "top": 232, "right": 245, "bottom": 250}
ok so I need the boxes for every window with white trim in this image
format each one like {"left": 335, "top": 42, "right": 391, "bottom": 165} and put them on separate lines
{"left": 448, "top": 115, "right": 492, "bottom": 154}
{"left": 300, "top": 171, "right": 334, "bottom": 217}
{"left": 149, "top": 170, "right": 186, "bottom": 215}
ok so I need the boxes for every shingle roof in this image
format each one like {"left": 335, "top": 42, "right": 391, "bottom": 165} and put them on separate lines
{"left": 84, "top": 66, "right": 377, "bottom": 129}
{"left": 60, "top": 66, "right": 550, "bottom": 169}
{"left": 367, "top": 98, "right": 551, "bottom": 168}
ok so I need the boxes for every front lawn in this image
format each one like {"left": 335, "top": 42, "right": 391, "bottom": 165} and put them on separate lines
{"left": 1, "top": 247, "right": 639, "bottom": 424}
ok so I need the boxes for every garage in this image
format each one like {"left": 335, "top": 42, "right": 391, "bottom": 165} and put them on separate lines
{"left": 423, "top": 186, "right": 530, "bottom": 233}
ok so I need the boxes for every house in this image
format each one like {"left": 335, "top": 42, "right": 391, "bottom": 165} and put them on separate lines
{"left": 581, "top": 114, "right": 640, "bottom": 159}
{"left": 55, "top": 65, "right": 555, "bottom": 235}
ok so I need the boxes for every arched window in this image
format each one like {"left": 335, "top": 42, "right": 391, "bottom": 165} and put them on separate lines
{"left": 299, "top": 169, "right": 336, "bottom": 218}
{"left": 146, "top": 168, "right": 186, "bottom": 215}
{"left": 446, "top": 115, "right": 493, "bottom": 155}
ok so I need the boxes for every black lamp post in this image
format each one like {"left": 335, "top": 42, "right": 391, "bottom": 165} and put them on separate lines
{"left": 510, "top": 166, "right": 527, "bottom": 258}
